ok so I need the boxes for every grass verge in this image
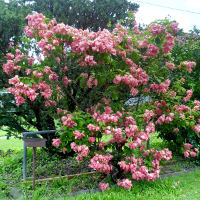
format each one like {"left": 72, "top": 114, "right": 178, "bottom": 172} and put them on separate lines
{"left": 0, "top": 137, "right": 23, "bottom": 151}
{"left": 72, "top": 170, "right": 200, "bottom": 200}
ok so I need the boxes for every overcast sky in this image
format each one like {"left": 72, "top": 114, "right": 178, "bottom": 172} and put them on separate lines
{"left": 133, "top": 0, "right": 200, "bottom": 32}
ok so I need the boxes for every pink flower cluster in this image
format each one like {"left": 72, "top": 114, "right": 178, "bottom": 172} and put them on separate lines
{"left": 93, "top": 111, "right": 120, "bottom": 124}
{"left": 143, "top": 109, "right": 154, "bottom": 122}
{"left": 70, "top": 142, "right": 90, "bottom": 161}
{"left": 73, "top": 130, "right": 85, "bottom": 139}
{"left": 174, "top": 104, "right": 190, "bottom": 113}
{"left": 163, "top": 33, "right": 175, "bottom": 54}
{"left": 3, "top": 60, "right": 21, "bottom": 75}
{"left": 130, "top": 148, "right": 172, "bottom": 181}
{"left": 87, "top": 124, "right": 100, "bottom": 132}
{"left": 155, "top": 113, "right": 175, "bottom": 125}
{"left": 149, "top": 24, "right": 166, "bottom": 36}
{"left": 169, "top": 22, "right": 179, "bottom": 34}
{"left": 63, "top": 76, "right": 71, "bottom": 86}
{"left": 182, "top": 61, "right": 196, "bottom": 73}
{"left": 52, "top": 139, "right": 62, "bottom": 148}
{"left": 38, "top": 81, "right": 52, "bottom": 99}
{"left": 153, "top": 148, "right": 172, "bottom": 161}
{"left": 128, "top": 131, "right": 149, "bottom": 149}
{"left": 117, "top": 179, "right": 132, "bottom": 189}
{"left": 125, "top": 125, "right": 138, "bottom": 138}
{"left": 150, "top": 79, "right": 171, "bottom": 93}
{"left": 90, "top": 153, "right": 113, "bottom": 174}
{"left": 87, "top": 76, "right": 98, "bottom": 88}
{"left": 99, "top": 182, "right": 110, "bottom": 191}
{"left": 137, "top": 39, "right": 148, "bottom": 48}
{"left": 184, "top": 143, "right": 198, "bottom": 158}
{"left": 146, "top": 44, "right": 159, "bottom": 57}
{"left": 145, "top": 122, "right": 155, "bottom": 134}
{"left": 113, "top": 67, "right": 149, "bottom": 96}
{"left": 165, "top": 62, "right": 175, "bottom": 70}
{"left": 45, "top": 100, "right": 56, "bottom": 107}
{"left": 192, "top": 124, "right": 200, "bottom": 134}
{"left": 61, "top": 114, "right": 76, "bottom": 128}
{"left": 183, "top": 89, "right": 193, "bottom": 102}
{"left": 119, "top": 156, "right": 137, "bottom": 173}
{"left": 7, "top": 75, "right": 38, "bottom": 105}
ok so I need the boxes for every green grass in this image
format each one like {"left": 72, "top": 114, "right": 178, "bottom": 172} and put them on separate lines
{"left": 71, "top": 170, "right": 200, "bottom": 200}
{"left": 0, "top": 137, "right": 23, "bottom": 151}
{"left": 0, "top": 129, "right": 7, "bottom": 137}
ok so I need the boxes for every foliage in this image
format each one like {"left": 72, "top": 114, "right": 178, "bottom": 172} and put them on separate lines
{"left": 157, "top": 27, "right": 200, "bottom": 148}
{"left": 0, "top": 0, "right": 139, "bottom": 139}
{"left": 28, "top": 0, "right": 139, "bottom": 31}
{"left": 0, "top": 0, "right": 41, "bottom": 138}
{"left": 3, "top": 12, "right": 200, "bottom": 189}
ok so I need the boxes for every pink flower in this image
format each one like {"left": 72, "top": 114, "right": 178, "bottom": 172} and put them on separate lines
{"left": 62, "top": 147, "right": 66, "bottom": 154}
{"left": 184, "top": 150, "right": 190, "bottom": 158}
{"left": 8, "top": 75, "right": 20, "bottom": 85}
{"left": 73, "top": 130, "right": 85, "bottom": 139}
{"left": 169, "top": 22, "right": 179, "bottom": 34}
{"left": 90, "top": 153, "right": 113, "bottom": 174}
{"left": 52, "top": 139, "right": 62, "bottom": 148}
{"left": 146, "top": 44, "right": 159, "bottom": 57}
{"left": 117, "top": 179, "right": 132, "bottom": 189}
{"left": 99, "top": 182, "right": 110, "bottom": 191}
{"left": 87, "top": 124, "right": 100, "bottom": 132}
{"left": 174, "top": 128, "right": 179, "bottom": 133}
{"left": 88, "top": 137, "right": 96, "bottom": 143}
{"left": 81, "top": 73, "right": 88, "bottom": 78}
{"left": 55, "top": 57, "right": 60, "bottom": 64}
{"left": 138, "top": 40, "right": 148, "bottom": 48}
{"left": 113, "top": 75, "right": 121, "bottom": 84}
{"left": 26, "top": 69, "right": 31, "bottom": 75}
{"left": 190, "top": 152, "right": 197, "bottom": 157}
{"left": 184, "top": 143, "right": 192, "bottom": 149}
{"left": 6, "top": 53, "right": 14, "bottom": 59}
{"left": 165, "top": 62, "right": 174, "bottom": 70}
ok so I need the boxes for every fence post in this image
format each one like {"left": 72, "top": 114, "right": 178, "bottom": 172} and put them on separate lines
{"left": 147, "top": 138, "right": 150, "bottom": 150}
{"left": 23, "top": 141, "right": 27, "bottom": 181}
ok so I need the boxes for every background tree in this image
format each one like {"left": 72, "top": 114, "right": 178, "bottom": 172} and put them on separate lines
{"left": 28, "top": 0, "right": 139, "bottom": 31}
{"left": 0, "top": 0, "right": 34, "bottom": 136}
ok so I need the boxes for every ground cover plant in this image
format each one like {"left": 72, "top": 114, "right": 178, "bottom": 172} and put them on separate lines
{"left": 3, "top": 11, "right": 200, "bottom": 191}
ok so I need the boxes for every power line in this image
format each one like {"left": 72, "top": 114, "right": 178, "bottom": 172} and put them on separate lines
{"left": 135, "top": 0, "right": 200, "bottom": 15}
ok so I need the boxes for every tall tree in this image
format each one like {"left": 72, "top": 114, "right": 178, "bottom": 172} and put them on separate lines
{"left": 0, "top": 0, "right": 139, "bottom": 145}
{"left": 0, "top": 0, "right": 34, "bottom": 136}
{"left": 29, "top": 0, "right": 139, "bottom": 31}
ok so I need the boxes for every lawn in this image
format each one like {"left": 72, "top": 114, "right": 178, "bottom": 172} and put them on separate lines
{"left": 0, "top": 128, "right": 7, "bottom": 137}
{"left": 71, "top": 170, "right": 200, "bottom": 200}
{"left": 0, "top": 137, "right": 23, "bottom": 151}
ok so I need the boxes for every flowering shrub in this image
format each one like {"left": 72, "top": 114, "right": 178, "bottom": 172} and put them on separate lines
{"left": 3, "top": 13, "right": 200, "bottom": 189}
{"left": 157, "top": 29, "right": 200, "bottom": 149}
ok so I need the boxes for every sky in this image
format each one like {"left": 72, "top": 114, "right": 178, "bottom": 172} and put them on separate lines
{"left": 133, "top": 0, "right": 200, "bottom": 32}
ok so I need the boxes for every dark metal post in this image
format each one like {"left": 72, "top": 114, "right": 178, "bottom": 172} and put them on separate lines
{"left": 23, "top": 142, "right": 27, "bottom": 181}
{"left": 147, "top": 138, "right": 150, "bottom": 150}
{"left": 33, "top": 147, "right": 36, "bottom": 190}
{"left": 22, "top": 130, "right": 58, "bottom": 182}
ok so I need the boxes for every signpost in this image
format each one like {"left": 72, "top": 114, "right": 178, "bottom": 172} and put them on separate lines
{"left": 23, "top": 138, "right": 47, "bottom": 190}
